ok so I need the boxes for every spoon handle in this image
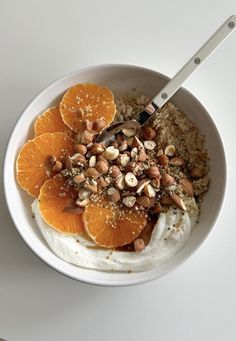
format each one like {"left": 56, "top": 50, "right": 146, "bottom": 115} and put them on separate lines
{"left": 136, "top": 15, "right": 236, "bottom": 124}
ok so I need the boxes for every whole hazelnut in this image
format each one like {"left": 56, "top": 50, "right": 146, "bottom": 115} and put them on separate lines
{"left": 161, "top": 173, "right": 175, "bottom": 187}
{"left": 142, "top": 126, "right": 157, "bottom": 140}
{"left": 85, "top": 167, "right": 100, "bottom": 178}
{"left": 95, "top": 161, "right": 109, "bottom": 174}
{"left": 110, "top": 165, "right": 121, "bottom": 178}
{"left": 136, "top": 196, "right": 151, "bottom": 208}
{"left": 74, "top": 144, "right": 87, "bottom": 155}
{"left": 146, "top": 166, "right": 160, "bottom": 179}
{"left": 91, "top": 143, "right": 105, "bottom": 155}
{"left": 107, "top": 187, "right": 121, "bottom": 202}
{"left": 158, "top": 155, "right": 169, "bottom": 168}
{"left": 97, "top": 155, "right": 108, "bottom": 164}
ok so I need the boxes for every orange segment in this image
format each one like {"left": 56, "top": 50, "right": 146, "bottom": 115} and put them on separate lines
{"left": 83, "top": 196, "right": 147, "bottom": 248}
{"left": 39, "top": 175, "right": 84, "bottom": 234}
{"left": 16, "top": 132, "right": 73, "bottom": 197}
{"left": 34, "top": 106, "right": 72, "bottom": 136}
{"left": 60, "top": 83, "right": 116, "bottom": 132}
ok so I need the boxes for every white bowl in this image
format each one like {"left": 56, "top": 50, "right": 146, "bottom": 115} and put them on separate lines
{"left": 3, "top": 64, "right": 226, "bottom": 286}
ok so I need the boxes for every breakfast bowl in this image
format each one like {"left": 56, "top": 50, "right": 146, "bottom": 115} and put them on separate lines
{"left": 3, "top": 64, "right": 226, "bottom": 286}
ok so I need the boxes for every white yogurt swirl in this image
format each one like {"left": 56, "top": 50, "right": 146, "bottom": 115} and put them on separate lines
{"left": 32, "top": 200, "right": 198, "bottom": 272}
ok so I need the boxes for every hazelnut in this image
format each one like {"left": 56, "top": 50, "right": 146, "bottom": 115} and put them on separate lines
{"left": 136, "top": 196, "right": 151, "bottom": 208}
{"left": 169, "top": 157, "right": 184, "bottom": 166}
{"left": 107, "top": 187, "right": 121, "bottom": 202}
{"left": 160, "top": 196, "right": 173, "bottom": 205}
{"left": 63, "top": 154, "right": 72, "bottom": 170}
{"left": 95, "top": 160, "right": 109, "bottom": 174}
{"left": 84, "top": 182, "right": 98, "bottom": 193}
{"left": 134, "top": 238, "right": 145, "bottom": 252}
{"left": 79, "top": 188, "right": 91, "bottom": 200}
{"left": 158, "top": 155, "right": 169, "bottom": 168}
{"left": 125, "top": 172, "right": 138, "bottom": 187}
{"left": 73, "top": 173, "right": 86, "bottom": 184}
{"left": 122, "top": 128, "right": 136, "bottom": 137}
{"left": 73, "top": 144, "right": 87, "bottom": 155}
{"left": 76, "top": 197, "right": 89, "bottom": 207}
{"left": 71, "top": 153, "right": 86, "bottom": 166}
{"left": 122, "top": 196, "right": 136, "bottom": 208}
{"left": 120, "top": 153, "right": 130, "bottom": 166}
{"left": 190, "top": 167, "right": 203, "bottom": 178}
{"left": 89, "top": 155, "right": 96, "bottom": 167}
{"left": 92, "top": 119, "right": 106, "bottom": 132}
{"left": 103, "top": 146, "right": 119, "bottom": 160}
{"left": 127, "top": 137, "right": 134, "bottom": 147}
{"left": 97, "top": 177, "right": 110, "bottom": 188}
{"left": 119, "top": 140, "right": 128, "bottom": 151}
{"left": 161, "top": 174, "right": 175, "bottom": 187}
{"left": 138, "top": 149, "right": 148, "bottom": 161}
{"left": 143, "top": 184, "right": 156, "bottom": 198}
{"left": 179, "top": 178, "right": 194, "bottom": 197}
{"left": 132, "top": 136, "right": 144, "bottom": 149}
{"left": 144, "top": 140, "right": 156, "bottom": 150}
{"left": 46, "top": 155, "right": 56, "bottom": 167}
{"left": 151, "top": 178, "right": 160, "bottom": 189}
{"left": 85, "top": 167, "right": 100, "bottom": 178}
{"left": 146, "top": 166, "right": 160, "bottom": 178}
{"left": 81, "top": 130, "right": 94, "bottom": 145}
{"left": 91, "top": 143, "right": 105, "bottom": 155}
{"left": 157, "top": 148, "right": 164, "bottom": 156}
{"left": 115, "top": 174, "right": 125, "bottom": 190}
{"left": 131, "top": 147, "right": 138, "bottom": 160}
{"left": 111, "top": 142, "right": 119, "bottom": 149}
{"left": 97, "top": 155, "right": 108, "bottom": 163}
{"left": 136, "top": 179, "right": 150, "bottom": 194}
{"left": 152, "top": 203, "right": 163, "bottom": 214}
{"left": 82, "top": 119, "right": 93, "bottom": 132}
{"left": 170, "top": 193, "right": 186, "bottom": 210}
{"left": 110, "top": 165, "right": 121, "bottom": 178}
{"left": 142, "top": 126, "right": 157, "bottom": 140}
{"left": 52, "top": 160, "right": 63, "bottom": 172}
{"left": 164, "top": 144, "right": 176, "bottom": 156}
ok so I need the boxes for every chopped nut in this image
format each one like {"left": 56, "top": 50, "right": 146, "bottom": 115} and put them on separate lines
{"left": 81, "top": 130, "right": 94, "bottom": 145}
{"left": 144, "top": 140, "right": 156, "bottom": 150}
{"left": 131, "top": 147, "right": 138, "bottom": 159}
{"left": 152, "top": 203, "right": 163, "bottom": 214}
{"left": 169, "top": 157, "right": 184, "bottom": 166}
{"left": 89, "top": 155, "right": 96, "bottom": 167}
{"left": 146, "top": 166, "right": 160, "bottom": 179}
{"left": 133, "top": 162, "right": 143, "bottom": 176}
{"left": 157, "top": 148, "right": 164, "bottom": 156}
{"left": 164, "top": 144, "right": 176, "bottom": 156}
{"left": 122, "top": 196, "right": 136, "bottom": 208}
{"left": 127, "top": 137, "right": 134, "bottom": 147}
{"left": 138, "top": 149, "right": 148, "bottom": 161}
{"left": 158, "top": 155, "right": 169, "bottom": 168}
{"left": 107, "top": 187, "right": 121, "bottom": 202}
{"left": 73, "top": 173, "right": 86, "bottom": 184}
{"left": 132, "top": 136, "right": 144, "bottom": 149}
{"left": 82, "top": 119, "right": 93, "bottom": 132}
{"left": 63, "top": 206, "right": 83, "bottom": 213}
{"left": 190, "top": 167, "right": 203, "bottom": 178}
{"left": 85, "top": 167, "right": 100, "bottom": 178}
{"left": 91, "top": 143, "right": 104, "bottom": 155}
{"left": 120, "top": 153, "right": 130, "bottom": 166}
{"left": 144, "top": 184, "right": 156, "bottom": 198}
{"left": 76, "top": 197, "right": 89, "bottom": 207}
{"left": 122, "top": 128, "right": 136, "bottom": 137}
{"left": 84, "top": 182, "right": 98, "bottom": 193}
{"left": 52, "top": 160, "right": 63, "bottom": 172}
{"left": 74, "top": 144, "right": 87, "bottom": 155}
{"left": 97, "top": 177, "right": 110, "bottom": 188}
{"left": 92, "top": 119, "right": 106, "bottom": 132}
{"left": 151, "top": 178, "right": 160, "bottom": 189}
{"left": 115, "top": 174, "right": 125, "bottom": 190}
{"left": 95, "top": 160, "right": 109, "bottom": 174}
{"left": 134, "top": 238, "right": 145, "bottom": 252}
{"left": 136, "top": 195, "right": 151, "bottom": 208}
{"left": 78, "top": 188, "right": 91, "bottom": 200}
{"left": 110, "top": 165, "right": 121, "bottom": 178}
{"left": 170, "top": 193, "right": 186, "bottom": 210}
{"left": 46, "top": 155, "right": 56, "bottom": 167}
{"left": 136, "top": 179, "right": 150, "bottom": 194}
{"left": 97, "top": 155, "right": 108, "bottom": 163}
{"left": 103, "top": 146, "right": 119, "bottom": 160}
{"left": 179, "top": 178, "right": 194, "bottom": 197}
{"left": 161, "top": 173, "right": 175, "bottom": 187}
{"left": 111, "top": 142, "right": 119, "bottom": 148}
{"left": 142, "top": 126, "right": 157, "bottom": 140}
{"left": 125, "top": 172, "right": 138, "bottom": 187}
{"left": 71, "top": 153, "right": 86, "bottom": 166}
{"left": 160, "top": 196, "right": 173, "bottom": 205}
{"left": 119, "top": 140, "right": 128, "bottom": 151}
{"left": 63, "top": 154, "right": 72, "bottom": 170}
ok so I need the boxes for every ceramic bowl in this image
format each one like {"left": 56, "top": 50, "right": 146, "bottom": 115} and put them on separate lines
{"left": 3, "top": 64, "right": 226, "bottom": 286}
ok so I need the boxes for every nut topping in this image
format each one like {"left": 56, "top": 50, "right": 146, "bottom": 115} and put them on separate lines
{"left": 169, "top": 157, "right": 184, "bottom": 166}
{"left": 125, "top": 172, "right": 138, "bottom": 187}
{"left": 138, "top": 149, "right": 148, "bottom": 161}
{"left": 110, "top": 165, "right": 121, "bottom": 178}
{"left": 136, "top": 196, "right": 151, "bottom": 208}
{"left": 115, "top": 174, "right": 125, "bottom": 190}
{"left": 63, "top": 154, "right": 72, "bottom": 170}
{"left": 84, "top": 182, "right": 98, "bottom": 193}
{"left": 179, "top": 178, "right": 194, "bottom": 197}
{"left": 143, "top": 184, "right": 156, "bottom": 198}
{"left": 85, "top": 167, "right": 100, "bottom": 178}
{"left": 91, "top": 144, "right": 104, "bottom": 155}
{"left": 122, "top": 196, "right": 136, "bottom": 208}
{"left": 142, "top": 126, "right": 157, "bottom": 140}
{"left": 92, "top": 119, "right": 106, "bottom": 132}
{"left": 122, "top": 128, "right": 136, "bottom": 137}
{"left": 161, "top": 174, "right": 175, "bottom": 187}
{"left": 144, "top": 140, "right": 156, "bottom": 150}
{"left": 82, "top": 119, "right": 93, "bottom": 132}
{"left": 95, "top": 160, "right": 109, "bottom": 174}
{"left": 170, "top": 193, "right": 186, "bottom": 210}
{"left": 52, "top": 160, "right": 63, "bottom": 172}
{"left": 73, "top": 173, "right": 86, "bottom": 184}
{"left": 81, "top": 130, "right": 94, "bottom": 145}
{"left": 158, "top": 155, "right": 169, "bottom": 168}
{"left": 119, "top": 140, "right": 128, "bottom": 151}
{"left": 132, "top": 136, "right": 144, "bottom": 149}
{"left": 190, "top": 167, "right": 203, "bottom": 178}
{"left": 107, "top": 187, "right": 121, "bottom": 202}
{"left": 164, "top": 144, "right": 176, "bottom": 156}
{"left": 78, "top": 188, "right": 91, "bottom": 200}
{"left": 76, "top": 197, "right": 89, "bottom": 207}
{"left": 89, "top": 155, "right": 96, "bottom": 167}
{"left": 136, "top": 179, "right": 150, "bottom": 194}
{"left": 120, "top": 153, "right": 130, "bottom": 166}
{"left": 146, "top": 166, "right": 160, "bottom": 179}
{"left": 103, "top": 146, "right": 119, "bottom": 160}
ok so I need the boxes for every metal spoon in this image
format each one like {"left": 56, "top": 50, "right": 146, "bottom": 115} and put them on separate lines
{"left": 96, "top": 15, "right": 235, "bottom": 143}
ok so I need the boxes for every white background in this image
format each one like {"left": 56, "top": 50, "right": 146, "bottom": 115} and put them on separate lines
{"left": 0, "top": 1, "right": 236, "bottom": 340}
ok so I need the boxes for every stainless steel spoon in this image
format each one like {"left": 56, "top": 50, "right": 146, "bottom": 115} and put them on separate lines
{"left": 96, "top": 15, "right": 235, "bottom": 143}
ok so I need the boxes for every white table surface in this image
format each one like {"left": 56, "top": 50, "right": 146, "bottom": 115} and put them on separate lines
{"left": 1, "top": 1, "right": 236, "bottom": 340}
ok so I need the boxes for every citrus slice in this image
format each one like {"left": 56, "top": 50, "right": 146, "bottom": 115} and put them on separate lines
{"left": 39, "top": 175, "right": 84, "bottom": 234}
{"left": 34, "top": 106, "right": 72, "bottom": 136}
{"left": 83, "top": 196, "right": 147, "bottom": 248}
{"left": 60, "top": 83, "right": 116, "bottom": 132}
{"left": 16, "top": 132, "right": 73, "bottom": 197}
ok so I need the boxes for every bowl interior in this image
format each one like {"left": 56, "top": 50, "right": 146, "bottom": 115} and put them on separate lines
{"left": 4, "top": 64, "right": 226, "bottom": 286}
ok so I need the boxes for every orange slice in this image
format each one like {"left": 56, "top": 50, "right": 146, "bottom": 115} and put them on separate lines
{"left": 16, "top": 132, "right": 73, "bottom": 197}
{"left": 60, "top": 83, "right": 116, "bottom": 132}
{"left": 34, "top": 106, "right": 72, "bottom": 136}
{"left": 39, "top": 175, "right": 84, "bottom": 234}
{"left": 83, "top": 196, "right": 147, "bottom": 248}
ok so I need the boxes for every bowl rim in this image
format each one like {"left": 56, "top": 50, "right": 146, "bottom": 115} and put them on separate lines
{"left": 3, "top": 63, "right": 227, "bottom": 286}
